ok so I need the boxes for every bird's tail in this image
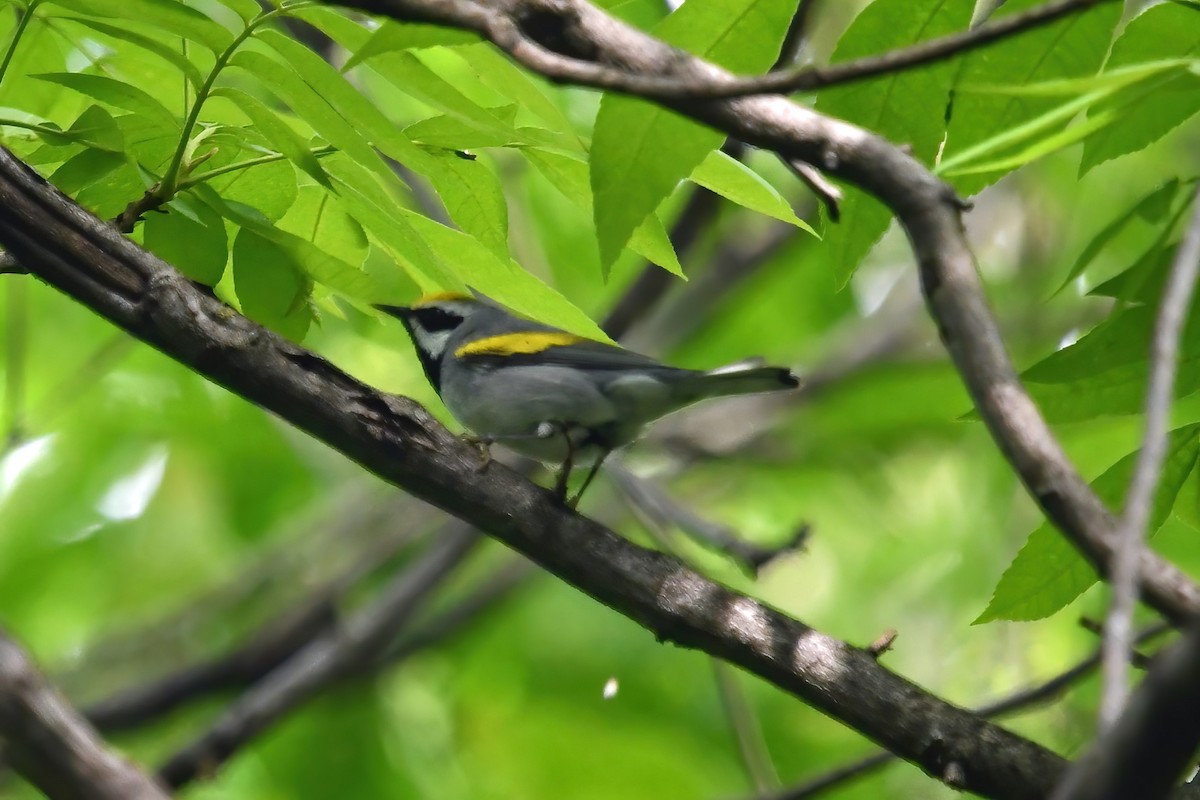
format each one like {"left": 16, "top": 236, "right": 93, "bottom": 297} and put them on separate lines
{"left": 690, "top": 358, "right": 800, "bottom": 398}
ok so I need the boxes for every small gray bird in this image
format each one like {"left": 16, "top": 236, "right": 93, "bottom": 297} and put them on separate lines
{"left": 378, "top": 292, "right": 799, "bottom": 505}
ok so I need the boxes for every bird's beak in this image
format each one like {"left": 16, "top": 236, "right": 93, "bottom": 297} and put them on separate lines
{"left": 373, "top": 304, "right": 413, "bottom": 320}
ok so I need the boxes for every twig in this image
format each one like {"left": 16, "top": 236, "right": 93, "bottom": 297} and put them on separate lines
{"left": 755, "top": 622, "right": 1172, "bottom": 800}
{"left": 0, "top": 629, "right": 170, "bottom": 800}
{"left": 1053, "top": 620, "right": 1200, "bottom": 800}
{"left": 782, "top": 158, "right": 842, "bottom": 221}
{"left": 1102, "top": 185, "right": 1200, "bottom": 726}
{"left": 157, "top": 525, "right": 479, "bottom": 788}
{"left": 608, "top": 461, "right": 807, "bottom": 576}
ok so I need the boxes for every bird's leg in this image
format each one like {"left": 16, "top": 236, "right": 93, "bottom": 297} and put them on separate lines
{"left": 568, "top": 449, "right": 610, "bottom": 510}
{"left": 537, "top": 421, "right": 576, "bottom": 501}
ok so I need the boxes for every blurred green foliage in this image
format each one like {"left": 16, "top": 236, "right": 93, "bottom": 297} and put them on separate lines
{"left": 0, "top": 0, "right": 1198, "bottom": 797}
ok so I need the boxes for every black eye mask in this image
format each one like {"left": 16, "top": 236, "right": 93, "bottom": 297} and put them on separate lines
{"left": 413, "top": 306, "right": 464, "bottom": 333}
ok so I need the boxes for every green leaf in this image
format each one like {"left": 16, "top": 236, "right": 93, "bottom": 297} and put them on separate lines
{"left": 422, "top": 150, "right": 509, "bottom": 257}
{"left": 525, "top": 148, "right": 682, "bottom": 275}
{"left": 277, "top": 186, "right": 369, "bottom": 272}
{"left": 33, "top": 73, "right": 177, "bottom": 127}
{"left": 248, "top": 33, "right": 451, "bottom": 181}
{"left": 814, "top": 0, "right": 972, "bottom": 286}
{"left": 232, "top": 227, "right": 312, "bottom": 341}
{"left": 1079, "top": 3, "right": 1200, "bottom": 173}
{"left": 323, "top": 157, "right": 455, "bottom": 291}
{"left": 228, "top": 49, "right": 388, "bottom": 177}
{"left": 43, "top": 0, "right": 233, "bottom": 52}
{"left": 404, "top": 113, "right": 526, "bottom": 150}
{"left": 1055, "top": 178, "right": 1183, "bottom": 294}
{"left": 57, "top": 16, "right": 205, "bottom": 88}
{"left": 365, "top": 50, "right": 521, "bottom": 138}
{"left": 943, "top": 0, "right": 1121, "bottom": 194}
{"left": 143, "top": 198, "right": 228, "bottom": 285}
{"left": 1019, "top": 271, "right": 1200, "bottom": 423}
{"left": 205, "top": 150, "right": 298, "bottom": 222}
{"left": 403, "top": 212, "right": 609, "bottom": 341}
{"left": 197, "top": 184, "right": 379, "bottom": 301}
{"left": 455, "top": 45, "right": 579, "bottom": 142}
{"left": 690, "top": 150, "right": 815, "bottom": 233}
{"left": 590, "top": 0, "right": 799, "bottom": 275}
{"left": 1087, "top": 189, "right": 1197, "bottom": 302}
{"left": 976, "top": 424, "right": 1200, "bottom": 623}
{"left": 49, "top": 147, "right": 124, "bottom": 195}
{"left": 341, "top": 19, "right": 480, "bottom": 71}
{"left": 213, "top": 87, "right": 331, "bottom": 188}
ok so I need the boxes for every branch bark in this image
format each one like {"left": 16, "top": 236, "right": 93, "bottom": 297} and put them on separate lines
{"left": 0, "top": 629, "right": 170, "bottom": 800}
{"left": 0, "top": 147, "right": 1069, "bottom": 800}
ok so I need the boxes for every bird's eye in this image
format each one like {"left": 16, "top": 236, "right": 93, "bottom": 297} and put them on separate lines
{"left": 415, "top": 307, "right": 464, "bottom": 333}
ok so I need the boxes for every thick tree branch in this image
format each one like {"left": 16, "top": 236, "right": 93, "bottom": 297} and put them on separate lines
{"left": 0, "top": 629, "right": 169, "bottom": 800}
{"left": 1103, "top": 186, "right": 1200, "bottom": 724}
{"left": 0, "top": 148, "right": 1069, "bottom": 800}
{"left": 333, "top": 0, "right": 1200, "bottom": 624}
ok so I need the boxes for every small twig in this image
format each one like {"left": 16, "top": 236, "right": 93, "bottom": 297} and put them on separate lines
{"left": 866, "top": 630, "right": 897, "bottom": 659}
{"left": 1102, "top": 185, "right": 1200, "bottom": 727}
{"left": 782, "top": 158, "right": 842, "bottom": 221}
{"left": 608, "top": 461, "right": 807, "bottom": 576}
{"left": 0, "top": 629, "right": 170, "bottom": 800}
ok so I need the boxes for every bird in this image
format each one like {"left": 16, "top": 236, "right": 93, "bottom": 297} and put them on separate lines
{"left": 378, "top": 292, "right": 799, "bottom": 506}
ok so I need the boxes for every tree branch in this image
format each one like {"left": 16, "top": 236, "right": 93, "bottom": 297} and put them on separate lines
{"left": 0, "top": 629, "right": 169, "bottom": 800}
{"left": 0, "top": 147, "right": 1070, "bottom": 800}
{"left": 1102, "top": 186, "right": 1200, "bottom": 725}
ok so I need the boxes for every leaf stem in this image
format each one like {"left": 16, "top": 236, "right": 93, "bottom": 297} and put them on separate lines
{"left": 177, "top": 144, "right": 336, "bottom": 190}
{"left": 158, "top": 0, "right": 317, "bottom": 201}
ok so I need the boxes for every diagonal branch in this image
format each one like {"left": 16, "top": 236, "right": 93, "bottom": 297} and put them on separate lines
{"left": 0, "top": 146, "right": 1068, "bottom": 800}
{"left": 0, "top": 629, "right": 170, "bottom": 800}
{"left": 1102, "top": 186, "right": 1200, "bottom": 725}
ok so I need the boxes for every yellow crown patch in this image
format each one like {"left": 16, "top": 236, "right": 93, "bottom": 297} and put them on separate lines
{"left": 455, "top": 331, "right": 584, "bottom": 358}
{"left": 414, "top": 291, "right": 473, "bottom": 307}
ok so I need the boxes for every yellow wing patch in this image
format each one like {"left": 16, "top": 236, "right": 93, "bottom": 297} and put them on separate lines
{"left": 414, "top": 291, "right": 473, "bottom": 306}
{"left": 456, "top": 331, "right": 585, "bottom": 358}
